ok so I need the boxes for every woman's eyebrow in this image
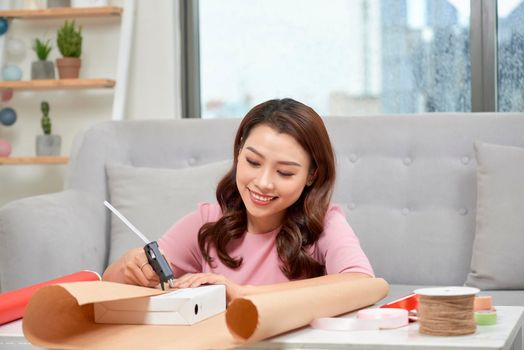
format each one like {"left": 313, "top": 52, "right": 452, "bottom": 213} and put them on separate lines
{"left": 246, "top": 146, "right": 302, "bottom": 167}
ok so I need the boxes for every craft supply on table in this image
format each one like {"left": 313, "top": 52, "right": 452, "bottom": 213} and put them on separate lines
{"left": 94, "top": 284, "right": 226, "bottom": 325}
{"left": 474, "top": 295, "right": 493, "bottom": 311}
{"left": 311, "top": 308, "right": 409, "bottom": 331}
{"left": 474, "top": 295, "right": 497, "bottom": 326}
{"left": 0, "top": 270, "right": 100, "bottom": 325}
{"left": 415, "top": 286, "right": 479, "bottom": 336}
{"left": 474, "top": 310, "right": 497, "bottom": 325}
{"left": 380, "top": 292, "right": 419, "bottom": 321}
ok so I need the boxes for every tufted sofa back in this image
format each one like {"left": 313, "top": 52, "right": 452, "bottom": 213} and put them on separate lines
{"left": 65, "top": 113, "right": 524, "bottom": 285}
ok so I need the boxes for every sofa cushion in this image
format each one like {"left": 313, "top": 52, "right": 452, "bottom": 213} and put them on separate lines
{"left": 466, "top": 141, "right": 524, "bottom": 289}
{"left": 106, "top": 161, "right": 231, "bottom": 263}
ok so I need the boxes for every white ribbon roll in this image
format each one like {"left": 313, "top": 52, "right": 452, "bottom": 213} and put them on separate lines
{"left": 311, "top": 308, "right": 408, "bottom": 331}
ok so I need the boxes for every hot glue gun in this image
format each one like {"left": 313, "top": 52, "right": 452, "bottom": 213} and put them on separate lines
{"left": 104, "top": 201, "right": 175, "bottom": 290}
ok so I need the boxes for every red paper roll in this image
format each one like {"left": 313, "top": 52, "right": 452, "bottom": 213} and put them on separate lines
{"left": 0, "top": 270, "right": 101, "bottom": 325}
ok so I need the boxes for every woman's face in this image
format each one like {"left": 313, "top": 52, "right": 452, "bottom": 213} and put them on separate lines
{"left": 236, "top": 124, "right": 311, "bottom": 233}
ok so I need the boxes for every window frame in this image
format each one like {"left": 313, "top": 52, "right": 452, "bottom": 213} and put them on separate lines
{"left": 181, "top": 0, "right": 501, "bottom": 117}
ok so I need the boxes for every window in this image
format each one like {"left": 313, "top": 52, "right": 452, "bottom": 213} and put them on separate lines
{"left": 183, "top": 0, "right": 523, "bottom": 118}
{"left": 498, "top": 0, "right": 524, "bottom": 111}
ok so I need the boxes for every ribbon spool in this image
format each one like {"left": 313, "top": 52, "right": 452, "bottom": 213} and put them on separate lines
{"left": 415, "top": 287, "right": 479, "bottom": 336}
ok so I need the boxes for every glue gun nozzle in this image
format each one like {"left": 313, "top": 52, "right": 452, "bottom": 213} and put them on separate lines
{"left": 168, "top": 279, "right": 176, "bottom": 289}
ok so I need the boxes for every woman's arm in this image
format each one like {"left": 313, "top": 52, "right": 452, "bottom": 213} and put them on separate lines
{"left": 173, "top": 271, "right": 372, "bottom": 302}
{"left": 244, "top": 271, "right": 371, "bottom": 295}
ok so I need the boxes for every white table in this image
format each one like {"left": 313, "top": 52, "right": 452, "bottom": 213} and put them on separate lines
{"left": 241, "top": 306, "right": 524, "bottom": 350}
{"left": 0, "top": 320, "right": 33, "bottom": 349}
{"left": 1, "top": 306, "right": 522, "bottom": 349}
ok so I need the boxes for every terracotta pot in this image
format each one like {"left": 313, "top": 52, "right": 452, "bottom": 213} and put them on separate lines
{"left": 56, "top": 57, "right": 81, "bottom": 79}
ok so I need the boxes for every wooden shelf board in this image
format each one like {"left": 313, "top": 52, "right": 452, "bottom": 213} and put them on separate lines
{"left": 0, "top": 79, "right": 115, "bottom": 90}
{"left": 0, "top": 156, "right": 69, "bottom": 165}
{"left": 0, "top": 6, "right": 122, "bottom": 19}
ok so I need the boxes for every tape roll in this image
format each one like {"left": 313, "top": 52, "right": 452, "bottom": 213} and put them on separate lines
{"left": 475, "top": 310, "right": 497, "bottom": 326}
{"left": 474, "top": 296, "right": 493, "bottom": 311}
{"left": 310, "top": 308, "right": 408, "bottom": 331}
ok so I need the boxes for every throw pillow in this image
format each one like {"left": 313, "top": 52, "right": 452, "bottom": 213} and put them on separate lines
{"left": 106, "top": 161, "right": 231, "bottom": 263}
{"left": 466, "top": 141, "right": 524, "bottom": 289}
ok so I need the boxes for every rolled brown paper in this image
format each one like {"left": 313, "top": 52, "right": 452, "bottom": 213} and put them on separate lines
{"left": 0, "top": 270, "right": 100, "bottom": 325}
{"left": 23, "top": 278, "right": 389, "bottom": 349}
{"left": 226, "top": 277, "right": 389, "bottom": 343}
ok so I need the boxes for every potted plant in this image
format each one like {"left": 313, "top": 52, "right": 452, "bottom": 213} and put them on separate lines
{"left": 31, "top": 38, "right": 55, "bottom": 80}
{"left": 56, "top": 20, "right": 82, "bottom": 79}
{"left": 36, "top": 101, "right": 61, "bottom": 156}
{"left": 47, "top": 0, "right": 71, "bottom": 7}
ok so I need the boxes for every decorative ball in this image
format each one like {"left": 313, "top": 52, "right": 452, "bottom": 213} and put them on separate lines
{"left": 0, "top": 139, "right": 12, "bottom": 157}
{"left": 0, "top": 107, "right": 17, "bottom": 126}
{"left": 0, "top": 18, "right": 8, "bottom": 36}
{"left": 2, "top": 64, "right": 22, "bottom": 81}
{"left": 1, "top": 89, "right": 14, "bottom": 102}
{"left": 5, "top": 38, "right": 26, "bottom": 62}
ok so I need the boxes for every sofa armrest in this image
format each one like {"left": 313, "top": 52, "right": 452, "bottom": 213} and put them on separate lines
{"left": 0, "top": 190, "right": 107, "bottom": 292}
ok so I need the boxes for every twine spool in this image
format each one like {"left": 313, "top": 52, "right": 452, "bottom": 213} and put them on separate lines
{"left": 415, "top": 287, "right": 479, "bottom": 336}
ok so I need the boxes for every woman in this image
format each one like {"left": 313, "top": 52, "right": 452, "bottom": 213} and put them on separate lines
{"left": 103, "top": 98, "right": 374, "bottom": 301}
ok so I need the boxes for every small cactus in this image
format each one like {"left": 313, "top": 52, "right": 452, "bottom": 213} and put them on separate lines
{"left": 41, "top": 101, "right": 51, "bottom": 135}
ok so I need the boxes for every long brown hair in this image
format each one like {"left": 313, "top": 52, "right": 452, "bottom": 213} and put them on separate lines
{"left": 197, "top": 98, "right": 336, "bottom": 279}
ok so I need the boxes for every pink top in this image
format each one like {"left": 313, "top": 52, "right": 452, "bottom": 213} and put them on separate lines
{"left": 158, "top": 203, "right": 374, "bottom": 285}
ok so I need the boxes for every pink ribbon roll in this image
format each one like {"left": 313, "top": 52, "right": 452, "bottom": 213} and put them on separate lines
{"left": 311, "top": 308, "right": 408, "bottom": 331}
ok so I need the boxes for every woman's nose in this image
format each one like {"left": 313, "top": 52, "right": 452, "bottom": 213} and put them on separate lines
{"left": 255, "top": 168, "right": 275, "bottom": 190}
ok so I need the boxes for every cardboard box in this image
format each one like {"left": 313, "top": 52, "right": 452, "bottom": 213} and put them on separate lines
{"left": 94, "top": 285, "right": 225, "bottom": 325}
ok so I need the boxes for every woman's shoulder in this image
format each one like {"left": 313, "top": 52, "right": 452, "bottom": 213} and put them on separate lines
{"left": 325, "top": 203, "right": 346, "bottom": 220}
{"left": 197, "top": 202, "right": 223, "bottom": 223}
{"left": 320, "top": 203, "right": 353, "bottom": 235}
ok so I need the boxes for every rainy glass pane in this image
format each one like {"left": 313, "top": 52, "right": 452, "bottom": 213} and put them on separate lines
{"left": 498, "top": 0, "right": 524, "bottom": 112}
{"left": 199, "top": 0, "right": 470, "bottom": 118}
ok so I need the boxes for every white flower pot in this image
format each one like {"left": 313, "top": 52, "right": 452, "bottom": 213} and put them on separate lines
{"left": 36, "top": 134, "right": 61, "bottom": 156}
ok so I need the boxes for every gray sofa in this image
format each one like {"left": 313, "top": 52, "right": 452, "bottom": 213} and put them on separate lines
{"left": 1, "top": 114, "right": 524, "bottom": 309}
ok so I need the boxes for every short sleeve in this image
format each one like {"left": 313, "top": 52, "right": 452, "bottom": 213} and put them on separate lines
{"left": 316, "top": 205, "right": 375, "bottom": 277}
{"left": 158, "top": 203, "right": 218, "bottom": 277}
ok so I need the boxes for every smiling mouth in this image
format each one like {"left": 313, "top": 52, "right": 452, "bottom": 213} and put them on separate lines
{"left": 248, "top": 189, "right": 277, "bottom": 203}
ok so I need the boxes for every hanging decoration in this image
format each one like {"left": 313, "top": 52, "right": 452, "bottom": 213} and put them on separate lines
{"left": 1, "top": 89, "right": 14, "bottom": 102}
{"left": 2, "top": 64, "right": 22, "bottom": 81}
{"left": 6, "top": 38, "right": 27, "bottom": 63}
{"left": 0, "top": 139, "right": 12, "bottom": 157}
{"left": 0, "top": 18, "right": 8, "bottom": 36}
{"left": 0, "top": 107, "right": 17, "bottom": 126}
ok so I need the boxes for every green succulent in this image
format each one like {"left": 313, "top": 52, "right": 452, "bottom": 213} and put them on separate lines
{"left": 56, "top": 20, "right": 82, "bottom": 58}
{"left": 41, "top": 101, "right": 51, "bottom": 135}
{"left": 33, "top": 38, "right": 53, "bottom": 61}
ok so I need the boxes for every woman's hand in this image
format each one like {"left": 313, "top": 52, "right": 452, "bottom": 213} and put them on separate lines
{"left": 103, "top": 247, "right": 160, "bottom": 288}
{"left": 172, "top": 273, "right": 246, "bottom": 302}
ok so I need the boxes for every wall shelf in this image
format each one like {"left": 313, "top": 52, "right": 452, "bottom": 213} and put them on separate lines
{"left": 0, "top": 6, "right": 122, "bottom": 19}
{"left": 0, "top": 156, "right": 69, "bottom": 165}
{"left": 0, "top": 79, "right": 116, "bottom": 91}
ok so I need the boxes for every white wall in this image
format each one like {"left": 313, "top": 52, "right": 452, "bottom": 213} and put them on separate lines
{"left": 0, "top": 0, "right": 181, "bottom": 207}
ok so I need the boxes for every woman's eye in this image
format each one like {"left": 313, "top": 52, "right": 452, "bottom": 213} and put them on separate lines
{"left": 246, "top": 158, "right": 260, "bottom": 166}
{"left": 278, "top": 171, "right": 294, "bottom": 177}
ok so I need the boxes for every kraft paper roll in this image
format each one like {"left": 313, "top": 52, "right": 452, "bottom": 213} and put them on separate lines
{"left": 0, "top": 270, "right": 100, "bottom": 325}
{"left": 23, "top": 278, "right": 388, "bottom": 349}
{"left": 225, "top": 278, "right": 389, "bottom": 343}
